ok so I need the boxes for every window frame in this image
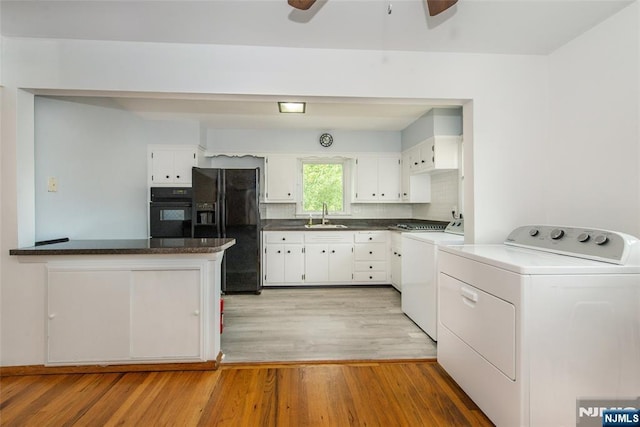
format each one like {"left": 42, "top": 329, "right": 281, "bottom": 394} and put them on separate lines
{"left": 296, "top": 157, "right": 351, "bottom": 217}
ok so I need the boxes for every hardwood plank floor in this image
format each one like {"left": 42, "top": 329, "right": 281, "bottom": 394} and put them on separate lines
{"left": 221, "top": 286, "right": 437, "bottom": 363}
{"left": 0, "top": 361, "right": 493, "bottom": 426}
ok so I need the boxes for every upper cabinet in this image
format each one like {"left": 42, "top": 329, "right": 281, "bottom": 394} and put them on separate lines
{"left": 264, "top": 155, "right": 297, "bottom": 202}
{"left": 407, "top": 136, "right": 460, "bottom": 174}
{"left": 148, "top": 145, "right": 204, "bottom": 187}
{"left": 353, "top": 155, "right": 401, "bottom": 203}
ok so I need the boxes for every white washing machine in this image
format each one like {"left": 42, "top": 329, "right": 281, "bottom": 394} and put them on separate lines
{"left": 437, "top": 225, "right": 640, "bottom": 427}
{"left": 401, "top": 219, "right": 464, "bottom": 340}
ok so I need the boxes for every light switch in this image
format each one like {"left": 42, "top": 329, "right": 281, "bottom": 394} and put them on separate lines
{"left": 48, "top": 177, "right": 58, "bottom": 192}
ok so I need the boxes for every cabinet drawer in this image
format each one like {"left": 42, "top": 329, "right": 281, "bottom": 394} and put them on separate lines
{"left": 354, "top": 243, "right": 386, "bottom": 260}
{"left": 355, "top": 231, "right": 387, "bottom": 243}
{"left": 354, "top": 261, "right": 386, "bottom": 272}
{"left": 353, "top": 271, "right": 387, "bottom": 282}
{"left": 264, "top": 232, "right": 304, "bottom": 244}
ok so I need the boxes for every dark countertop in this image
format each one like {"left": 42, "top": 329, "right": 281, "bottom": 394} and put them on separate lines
{"left": 9, "top": 238, "right": 236, "bottom": 256}
{"left": 261, "top": 218, "right": 449, "bottom": 231}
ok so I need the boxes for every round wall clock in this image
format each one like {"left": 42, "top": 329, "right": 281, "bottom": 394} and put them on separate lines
{"left": 319, "top": 133, "right": 333, "bottom": 147}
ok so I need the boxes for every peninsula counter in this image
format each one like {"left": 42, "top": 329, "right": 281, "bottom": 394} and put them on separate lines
{"left": 10, "top": 238, "right": 235, "bottom": 369}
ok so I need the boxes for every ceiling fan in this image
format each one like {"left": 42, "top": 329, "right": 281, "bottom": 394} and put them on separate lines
{"left": 288, "top": 0, "right": 458, "bottom": 16}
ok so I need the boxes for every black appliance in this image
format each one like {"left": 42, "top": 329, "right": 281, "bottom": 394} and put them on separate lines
{"left": 192, "top": 168, "right": 261, "bottom": 294}
{"left": 149, "top": 187, "right": 193, "bottom": 238}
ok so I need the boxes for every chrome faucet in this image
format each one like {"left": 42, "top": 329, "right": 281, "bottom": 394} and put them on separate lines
{"left": 321, "top": 202, "right": 329, "bottom": 225}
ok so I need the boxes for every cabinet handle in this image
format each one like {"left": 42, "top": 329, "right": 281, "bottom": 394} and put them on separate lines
{"left": 372, "top": 193, "right": 376, "bottom": 196}
{"left": 277, "top": 250, "right": 281, "bottom": 253}
{"left": 176, "top": 175, "right": 180, "bottom": 179}
{"left": 369, "top": 251, "right": 373, "bottom": 254}
{"left": 368, "top": 237, "right": 373, "bottom": 241}
{"left": 381, "top": 193, "right": 385, "bottom": 196}
{"left": 369, "top": 276, "right": 373, "bottom": 279}
{"left": 421, "top": 160, "right": 425, "bottom": 163}
{"left": 403, "top": 193, "right": 407, "bottom": 196}
{"left": 369, "top": 265, "right": 373, "bottom": 269}
{"left": 432, "top": 156, "right": 435, "bottom": 162}
{"left": 331, "top": 250, "right": 335, "bottom": 253}
{"left": 282, "top": 238, "right": 286, "bottom": 241}
{"left": 48, "top": 313, "right": 56, "bottom": 320}
{"left": 393, "top": 251, "right": 397, "bottom": 255}
{"left": 193, "top": 310, "right": 200, "bottom": 316}
{"left": 398, "top": 254, "right": 401, "bottom": 257}
{"left": 287, "top": 193, "right": 291, "bottom": 196}
{"left": 322, "top": 250, "right": 326, "bottom": 253}
{"left": 166, "top": 175, "right": 170, "bottom": 178}
{"left": 414, "top": 162, "right": 418, "bottom": 165}
{"left": 287, "top": 250, "right": 291, "bottom": 254}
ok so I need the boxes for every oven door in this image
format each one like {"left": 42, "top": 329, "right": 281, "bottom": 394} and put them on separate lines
{"left": 149, "top": 203, "right": 192, "bottom": 238}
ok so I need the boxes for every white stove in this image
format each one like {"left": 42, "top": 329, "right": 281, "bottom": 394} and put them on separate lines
{"left": 401, "top": 219, "right": 464, "bottom": 340}
{"left": 437, "top": 225, "right": 640, "bottom": 427}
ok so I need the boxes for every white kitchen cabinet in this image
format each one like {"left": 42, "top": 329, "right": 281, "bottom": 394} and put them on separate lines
{"left": 389, "top": 231, "right": 403, "bottom": 291}
{"left": 130, "top": 270, "right": 201, "bottom": 359}
{"left": 263, "top": 232, "right": 305, "bottom": 284}
{"left": 47, "top": 270, "right": 131, "bottom": 364}
{"left": 148, "top": 145, "right": 203, "bottom": 186}
{"left": 401, "top": 151, "right": 431, "bottom": 203}
{"left": 353, "top": 231, "right": 389, "bottom": 283}
{"left": 405, "top": 136, "right": 460, "bottom": 175}
{"left": 264, "top": 156, "right": 297, "bottom": 202}
{"left": 353, "top": 156, "right": 401, "bottom": 202}
{"left": 47, "top": 263, "right": 206, "bottom": 365}
{"left": 423, "top": 136, "right": 460, "bottom": 172}
{"left": 304, "top": 232, "right": 353, "bottom": 283}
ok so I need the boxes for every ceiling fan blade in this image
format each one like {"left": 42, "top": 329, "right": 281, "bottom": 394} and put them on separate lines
{"left": 426, "top": 0, "right": 458, "bottom": 16}
{"left": 288, "top": 0, "right": 317, "bottom": 10}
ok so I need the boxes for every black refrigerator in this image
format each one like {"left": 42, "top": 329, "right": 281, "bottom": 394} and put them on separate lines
{"left": 192, "top": 167, "right": 261, "bottom": 294}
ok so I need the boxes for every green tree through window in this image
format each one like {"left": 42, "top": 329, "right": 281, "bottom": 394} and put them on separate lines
{"left": 302, "top": 163, "right": 344, "bottom": 212}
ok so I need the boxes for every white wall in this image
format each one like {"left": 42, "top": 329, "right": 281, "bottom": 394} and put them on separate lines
{"left": 3, "top": 2, "right": 638, "bottom": 364}
{"left": 34, "top": 96, "right": 201, "bottom": 240}
{"left": 208, "top": 128, "right": 401, "bottom": 154}
{"left": 546, "top": 2, "right": 639, "bottom": 235}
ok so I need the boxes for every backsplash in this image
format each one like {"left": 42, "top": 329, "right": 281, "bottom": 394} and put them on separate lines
{"left": 413, "top": 170, "right": 460, "bottom": 221}
{"left": 262, "top": 203, "right": 412, "bottom": 219}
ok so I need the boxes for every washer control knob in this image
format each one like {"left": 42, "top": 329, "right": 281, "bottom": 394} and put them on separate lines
{"left": 550, "top": 228, "right": 565, "bottom": 240}
{"left": 529, "top": 228, "right": 539, "bottom": 237}
{"left": 577, "top": 232, "right": 590, "bottom": 242}
{"left": 594, "top": 234, "right": 609, "bottom": 245}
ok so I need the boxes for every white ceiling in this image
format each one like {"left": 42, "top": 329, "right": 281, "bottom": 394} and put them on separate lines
{"left": 4, "top": 0, "right": 632, "bottom": 130}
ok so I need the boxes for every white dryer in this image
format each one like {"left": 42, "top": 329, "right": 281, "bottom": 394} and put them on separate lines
{"left": 437, "top": 225, "right": 640, "bottom": 427}
{"left": 401, "top": 219, "right": 464, "bottom": 340}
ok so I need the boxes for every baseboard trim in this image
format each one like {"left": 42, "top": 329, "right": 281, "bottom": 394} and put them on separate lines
{"left": 1, "top": 352, "right": 223, "bottom": 377}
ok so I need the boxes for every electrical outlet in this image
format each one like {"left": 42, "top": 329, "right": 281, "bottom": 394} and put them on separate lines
{"left": 48, "top": 177, "right": 58, "bottom": 192}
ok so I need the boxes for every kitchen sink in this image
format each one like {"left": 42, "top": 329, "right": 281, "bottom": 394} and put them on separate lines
{"left": 305, "top": 224, "right": 348, "bottom": 229}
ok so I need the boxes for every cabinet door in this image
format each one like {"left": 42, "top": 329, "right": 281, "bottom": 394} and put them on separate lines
{"left": 284, "top": 244, "right": 305, "bottom": 283}
{"left": 354, "top": 157, "right": 379, "bottom": 201}
{"left": 151, "top": 150, "right": 176, "bottom": 184}
{"left": 305, "top": 244, "right": 329, "bottom": 282}
{"left": 173, "top": 150, "right": 196, "bottom": 184}
{"left": 264, "top": 244, "right": 285, "bottom": 283}
{"left": 47, "top": 270, "right": 131, "bottom": 364}
{"left": 420, "top": 142, "right": 433, "bottom": 170}
{"left": 401, "top": 151, "right": 411, "bottom": 201}
{"left": 377, "top": 157, "right": 401, "bottom": 201}
{"left": 131, "top": 270, "right": 201, "bottom": 359}
{"left": 328, "top": 244, "right": 353, "bottom": 282}
{"left": 265, "top": 156, "right": 297, "bottom": 202}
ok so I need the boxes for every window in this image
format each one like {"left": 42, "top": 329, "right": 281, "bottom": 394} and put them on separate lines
{"left": 302, "top": 161, "right": 345, "bottom": 213}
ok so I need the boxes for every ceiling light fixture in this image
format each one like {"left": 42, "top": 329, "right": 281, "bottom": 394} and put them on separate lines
{"left": 278, "top": 102, "right": 306, "bottom": 114}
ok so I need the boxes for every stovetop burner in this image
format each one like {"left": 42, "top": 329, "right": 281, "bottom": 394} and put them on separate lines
{"left": 394, "top": 223, "right": 447, "bottom": 231}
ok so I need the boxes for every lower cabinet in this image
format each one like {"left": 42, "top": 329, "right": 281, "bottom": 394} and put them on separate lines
{"left": 262, "top": 230, "right": 389, "bottom": 286}
{"left": 47, "top": 261, "right": 209, "bottom": 366}
{"left": 389, "top": 231, "right": 403, "bottom": 291}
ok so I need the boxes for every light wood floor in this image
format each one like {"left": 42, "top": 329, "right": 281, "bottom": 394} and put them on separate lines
{"left": 0, "top": 360, "right": 494, "bottom": 426}
{"left": 221, "top": 286, "right": 437, "bottom": 363}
